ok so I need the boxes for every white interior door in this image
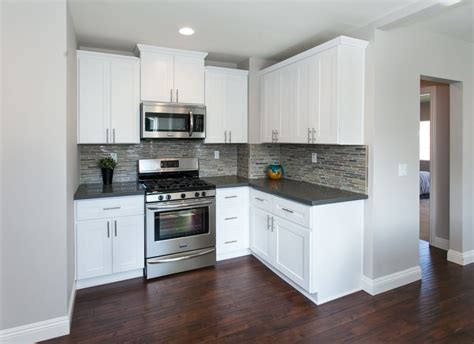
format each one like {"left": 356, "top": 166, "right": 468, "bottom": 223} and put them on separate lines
{"left": 250, "top": 207, "right": 272, "bottom": 262}
{"left": 273, "top": 217, "right": 310, "bottom": 290}
{"left": 226, "top": 73, "right": 248, "bottom": 143}
{"left": 110, "top": 59, "right": 140, "bottom": 144}
{"left": 77, "top": 219, "right": 112, "bottom": 279}
{"left": 174, "top": 55, "right": 205, "bottom": 104}
{"left": 112, "top": 215, "right": 144, "bottom": 273}
{"left": 140, "top": 52, "right": 174, "bottom": 102}
{"left": 77, "top": 55, "right": 111, "bottom": 144}
{"left": 205, "top": 69, "right": 227, "bottom": 143}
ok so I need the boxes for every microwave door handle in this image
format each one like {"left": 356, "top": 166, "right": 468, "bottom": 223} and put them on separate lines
{"left": 189, "top": 111, "right": 194, "bottom": 137}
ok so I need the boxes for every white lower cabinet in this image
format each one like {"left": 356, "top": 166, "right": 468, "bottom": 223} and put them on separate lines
{"left": 250, "top": 207, "right": 273, "bottom": 262}
{"left": 75, "top": 196, "right": 144, "bottom": 288}
{"left": 216, "top": 187, "right": 250, "bottom": 260}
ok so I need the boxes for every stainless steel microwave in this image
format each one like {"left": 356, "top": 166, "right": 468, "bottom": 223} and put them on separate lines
{"left": 141, "top": 102, "right": 206, "bottom": 139}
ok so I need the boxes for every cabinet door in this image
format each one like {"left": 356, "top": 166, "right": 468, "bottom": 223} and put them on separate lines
{"left": 226, "top": 73, "right": 248, "bottom": 143}
{"left": 77, "top": 219, "right": 112, "bottom": 279}
{"left": 318, "top": 47, "right": 338, "bottom": 144}
{"left": 273, "top": 217, "right": 310, "bottom": 290}
{"left": 250, "top": 207, "right": 272, "bottom": 262}
{"left": 110, "top": 59, "right": 140, "bottom": 144}
{"left": 295, "top": 55, "right": 320, "bottom": 144}
{"left": 204, "top": 69, "right": 227, "bottom": 143}
{"left": 78, "top": 56, "right": 111, "bottom": 144}
{"left": 112, "top": 215, "right": 144, "bottom": 273}
{"left": 174, "top": 55, "right": 205, "bottom": 104}
{"left": 279, "top": 64, "right": 297, "bottom": 143}
{"left": 261, "top": 71, "right": 281, "bottom": 143}
{"left": 140, "top": 52, "right": 174, "bottom": 102}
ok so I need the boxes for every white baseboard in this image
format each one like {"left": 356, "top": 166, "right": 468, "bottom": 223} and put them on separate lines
{"left": 217, "top": 248, "right": 251, "bottom": 261}
{"left": 76, "top": 268, "right": 143, "bottom": 289}
{"left": 447, "top": 249, "right": 474, "bottom": 266}
{"left": 361, "top": 265, "right": 422, "bottom": 295}
{"left": 431, "top": 236, "right": 449, "bottom": 251}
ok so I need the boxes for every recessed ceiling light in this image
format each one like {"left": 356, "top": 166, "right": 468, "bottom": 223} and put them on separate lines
{"left": 179, "top": 27, "right": 195, "bottom": 36}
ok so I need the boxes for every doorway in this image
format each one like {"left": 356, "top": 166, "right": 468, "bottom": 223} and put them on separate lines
{"left": 419, "top": 80, "right": 450, "bottom": 250}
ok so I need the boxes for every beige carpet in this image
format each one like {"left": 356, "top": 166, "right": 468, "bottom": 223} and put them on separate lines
{"left": 420, "top": 199, "right": 430, "bottom": 242}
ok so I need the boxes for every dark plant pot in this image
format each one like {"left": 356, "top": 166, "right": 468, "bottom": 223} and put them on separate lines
{"left": 101, "top": 168, "right": 114, "bottom": 185}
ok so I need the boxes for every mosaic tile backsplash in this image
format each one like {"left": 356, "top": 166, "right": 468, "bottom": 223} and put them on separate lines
{"left": 80, "top": 141, "right": 367, "bottom": 194}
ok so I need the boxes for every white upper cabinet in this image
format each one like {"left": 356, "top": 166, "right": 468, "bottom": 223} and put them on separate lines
{"left": 260, "top": 36, "right": 367, "bottom": 145}
{"left": 137, "top": 45, "right": 208, "bottom": 104}
{"left": 205, "top": 67, "right": 248, "bottom": 144}
{"left": 77, "top": 51, "right": 140, "bottom": 144}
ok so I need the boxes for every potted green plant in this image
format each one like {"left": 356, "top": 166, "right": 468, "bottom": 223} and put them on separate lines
{"left": 98, "top": 156, "right": 117, "bottom": 185}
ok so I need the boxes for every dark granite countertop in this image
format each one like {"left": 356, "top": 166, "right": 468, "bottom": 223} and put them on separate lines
{"left": 202, "top": 175, "right": 368, "bottom": 206}
{"left": 74, "top": 182, "right": 145, "bottom": 200}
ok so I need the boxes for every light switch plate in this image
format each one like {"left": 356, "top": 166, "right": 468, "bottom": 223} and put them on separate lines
{"left": 214, "top": 151, "right": 220, "bottom": 160}
{"left": 110, "top": 153, "right": 117, "bottom": 162}
{"left": 398, "top": 163, "right": 408, "bottom": 177}
{"left": 312, "top": 153, "right": 318, "bottom": 163}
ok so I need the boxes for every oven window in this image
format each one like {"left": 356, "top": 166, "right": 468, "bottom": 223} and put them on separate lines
{"left": 155, "top": 207, "right": 209, "bottom": 241}
{"left": 144, "top": 112, "right": 190, "bottom": 132}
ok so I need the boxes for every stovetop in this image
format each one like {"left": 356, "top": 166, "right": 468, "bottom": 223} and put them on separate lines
{"left": 141, "top": 177, "right": 215, "bottom": 194}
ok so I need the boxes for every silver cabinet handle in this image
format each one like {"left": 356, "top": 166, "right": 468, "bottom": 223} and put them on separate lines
{"left": 107, "top": 221, "right": 110, "bottom": 238}
{"left": 106, "top": 129, "right": 109, "bottom": 143}
{"left": 225, "top": 195, "right": 238, "bottom": 199}
{"left": 148, "top": 248, "right": 215, "bottom": 264}
{"left": 281, "top": 207, "right": 294, "bottom": 214}
{"left": 312, "top": 128, "right": 316, "bottom": 143}
{"left": 103, "top": 206, "right": 121, "bottom": 210}
{"left": 229, "top": 131, "right": 232, "bottom": 143}
{"left": 170, "top": 88, "right": 173, "bottom": 102}
{"left": 255, "top": 197, "right": 264, "bottom": 202}
{"left": 271, "top": 216, "right": 274, "bottom": 232}
{"left": 114, "top": 220, "right": 117, "bottom": 237}
{"left": 271, "top": 129, "right": 275, "bottom": 143}
{"left": 266, "top": 214, "right": 270, "bottom": 230}
{"left": 224, "top": 216, "right": 238, "bottom": 221}
{"left": 113, "top": 129, "right": 116, "bottom": 143}
{"left": 224, "top": 131, "right": 227, "bottom": 143}
{"left": 308, "top": 128, "right": 311, "bottom": 143}
{"left": 176, "top": 89, "right": 179, "bottom": 103}
{"left": 275, "top": 130, "right": 279, "bottom": 142}
{"left": 224, "top": 240, "right": 238, "bottom": 244}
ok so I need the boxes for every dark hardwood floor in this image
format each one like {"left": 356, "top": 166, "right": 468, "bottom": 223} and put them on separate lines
{"left": 45, "top": 241, "right": 474, "bottom": 343}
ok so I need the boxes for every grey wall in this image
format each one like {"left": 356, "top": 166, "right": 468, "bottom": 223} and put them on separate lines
{"left": 79, "top": 141, "right": 238, "bottom": 183}
{"left": 1, "top": 0, "right": 71, "bottom": 330}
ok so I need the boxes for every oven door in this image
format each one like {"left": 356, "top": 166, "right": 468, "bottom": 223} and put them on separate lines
{"left": 146, "top": 198, "right": 216, "bottom": 258}
{"left": 141, "top": 102, "right": 205, "bottom": 139}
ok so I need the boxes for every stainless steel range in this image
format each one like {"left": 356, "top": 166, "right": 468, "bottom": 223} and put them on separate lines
{"left": 138, "top": 158, "right": 216, "bottom": 279}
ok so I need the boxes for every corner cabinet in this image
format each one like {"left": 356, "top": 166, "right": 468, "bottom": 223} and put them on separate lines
{"left": 137, "top": 45, "right": 208, "bottom": 104}
{"left": 204, "top": 67, "right": 248, "bottom": 143}
{"left": 260, "top": 36, "right": 367, "bottom": 145}
{"left": 77, "top": 51, "right": 140, "bottom": 144}
{"left": 75, "top": 195, "right": 145, "bottom": 289}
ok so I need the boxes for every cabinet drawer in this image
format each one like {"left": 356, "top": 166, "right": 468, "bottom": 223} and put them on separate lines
{"left": 217, "top": 187, "right": 249, "bottom": 206}
{"left": 217, "top": 205, "right": 249, "bottom": 254}
{"left": 250, "top": 189, "right": 273, "bottom": 212}
{"left": 273, "top": 196, "right": 311, "bottom": 228}
{"left": 76, "top": 195, "right": 144, "bottom": 221}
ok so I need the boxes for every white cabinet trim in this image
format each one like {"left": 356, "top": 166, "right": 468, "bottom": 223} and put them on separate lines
{"left": 136, "top": 44, "right": 208, "bottom": 59}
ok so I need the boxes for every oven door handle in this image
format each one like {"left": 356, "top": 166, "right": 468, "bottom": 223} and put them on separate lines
{"left": 148, "top": 248, "right": 215, "bottom": 264}
{"left": 147, "top": 200, "right": 214, "bottom": 211}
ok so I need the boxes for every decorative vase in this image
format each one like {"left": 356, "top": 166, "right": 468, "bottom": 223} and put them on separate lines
{"left": 101, "top": 168, "right": 114, "bottom": 185}
{"left": 267, "top": 163, "right": 284, "bottom": 180}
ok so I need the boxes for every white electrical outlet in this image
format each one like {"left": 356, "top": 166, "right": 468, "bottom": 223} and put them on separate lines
{"left": 110, "top": 153, "right": 117, "bottom": 162}
{"left": 312, "top": 153, "right": 318, "bottom": 163}
{"left": 398, "top": 163, "right": 408, "bottom": 177}
{"left": 214, "top": 151, "right": 220, "bottom": 159}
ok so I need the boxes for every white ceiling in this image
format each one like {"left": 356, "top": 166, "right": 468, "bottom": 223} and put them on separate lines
{"left": 69, "top": 0, "right": 421, "bottom": 63}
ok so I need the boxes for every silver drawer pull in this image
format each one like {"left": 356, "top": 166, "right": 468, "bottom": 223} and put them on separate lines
{"left": 225, "top": 195, "right": 238, "bottom": 199}
{"left": 281, "top": 207, "right": 294, "bottom": 214}
{"left": 103, "top": 206, "right": 121, "bottom": 211}
{"left": 148, "top": 248, "right": 215, "bottom": 264}
{"left": 225, "top": 240, "right": 238, "bottom": 244}
{"left": 224, "top": 216, "right": 238, "bottom": 221}
{"left": 255, "top": 197, "right": 264, "bottom": 202}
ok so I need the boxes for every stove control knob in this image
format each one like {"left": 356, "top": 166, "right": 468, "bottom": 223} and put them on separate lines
{"left": 195, "top": 192, "right": 200, "bottom": 197}
{"left": 166, "top": 195, "right": 171, "bottom": 200}
{"left": 181, "top": 193, "right": 186, "bottom": 199}
{"left": 201, "top": 191, "right": 206, "bottom": 197}
{"left": 158, "top": 195, "right": 164, "bottom": 201}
